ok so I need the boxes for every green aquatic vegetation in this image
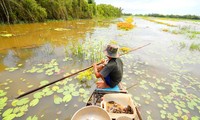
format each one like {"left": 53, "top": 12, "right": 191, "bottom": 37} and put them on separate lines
{"left": 54, "top": 28, "right": 71, "bottom": 31}
{"left": 42, "top": 87, "right": 53, "bottom": 96}
{"left": 78, "top": 88, "right": 90, "bottom": 103}
{"left": 63, "top": 94, "right": 72, "bottom": 103}
{"left": 3, "top": 100, "right": 29, "bottom": 120}
{"left": 5, "top": 64, "right": 23, "bottom": 72}
{"left": 76, "top": 69, "right": 94, "bottom": 82}
{"left": 0, "top": 34, "right": 13, "bottom": 37}
{"left": 72, "top": 91, "right": 79, "bottom": 96}
{"left": 0, "top": 90, "right": 7, "bottom": 97}
{"left": 173, "top": 25, "right": 200, "bottom": 39}
{"left": 25, "top": 59, "right": 60, "bottom": 76}
{"left": 63, "top": 57, "right": 73, "bottom": 62}
{"left": 119, "top": 47, "right": 132, "bottom": 53}
{"left": 134, "top": 96, "right": 140, "bottom": 101}
{"left": 54, "top": 95, "right": 63, "bottom": 104}
{"left": 52, "top": 86, "right": 59, "bottom": 91}
{"left": 54, "top": 83, "right": 90, "bottom": 104}
{"left": 69, "top": 39, "right": 105, "bottom": 62}
{"left": 29, "top": 99, "right": 39, "bottom": 107}
{"left": 16, "top": 98, "right": 30, "bottom": 106}
{"left": 79, "top": 88, "right": 85, "bottom": 93}
{"left": 192, "top": 116, "right": 200, "bottom": 120}
{"left": 5, "top": 67, "right": 18, "bottom": 72}
{"left": 26, "top": 115, "right": 38, "bottom": 120}
{"left": 134, "top": 70, "right": 145, "bottom": 75}
{"left": 179, "top": 42, "right": 186, "bottom": 49}
{"left": 33, "top": 92, "right": 44, "bottom": 99}
{"left": 0, "top": 95, "right": 8, "bottom": 114}
{"left": 109, "top": 40, "right": 118, "bottom": 45}
{"left": 160, "top": 110, "right": 167, "bottom": 119}
{"left": 190, "top": 42, "right": 200, "bottom": 51}
{"left": 39, "top": 80, "right": 49, "bottom": 86}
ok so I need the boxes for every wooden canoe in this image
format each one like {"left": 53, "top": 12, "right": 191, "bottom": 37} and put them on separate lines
{"left": 86, "top": 85, "right": 142, "bottom": 120}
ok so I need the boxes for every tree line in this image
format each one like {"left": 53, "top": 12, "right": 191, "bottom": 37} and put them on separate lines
{"left": 0, "top": 0, "right": 122, "bottom": 24}
{"left": 135, "top": 13, "right": 200, "bottom": 20}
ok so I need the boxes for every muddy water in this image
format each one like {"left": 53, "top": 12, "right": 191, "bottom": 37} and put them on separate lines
{"left": 0, "top": 18, "right": 200, "bottom": 120}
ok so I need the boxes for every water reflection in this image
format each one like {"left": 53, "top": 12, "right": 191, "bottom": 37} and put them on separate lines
{"left": 0, "top": 18, "right": 200, "bottom": 120}
{"left": 3, "top": 50, "right": 19, "bottom": 67}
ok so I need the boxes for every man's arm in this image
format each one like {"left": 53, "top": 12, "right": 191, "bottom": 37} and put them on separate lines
{"left": 93, "top": 63, "right": 104, "bottom": 78}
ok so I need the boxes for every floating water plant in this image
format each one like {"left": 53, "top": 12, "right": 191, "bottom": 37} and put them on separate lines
{"left": 119, "top": 47, "right": 132, "bottom": 54}
{"left": 125, "top": 17, "right": 134, "bottom": 23}
{"left": 5, "top": 64, "right": 23, "bottom": 72}
{"left": 162, "top": 28, "right": 169, "bottom": 32}
{"left": 2, "top": 97, "right": 30, "bottom": 120}
{"left": 29, "top": 99, "right": 39, "bottom": 107}
{"left": 0, "top": 34, "right": 13, "bottom": 37}
{"left": 54, "top": 95, "right": 63, "bottom": 104}
{"left": 171, "top": 25, "right": 200, "bottom": 39}
{"left": 0, "top": 90, "right": 8, "bottom": 114}
{"left": 76, "top": 69, "right": 93, "bottom": 82}
{"left": 25, "top": 59, "right": 60, "bottom": 76}
{"left": 63, "top": 94, "right": 72, "bottom": 103}
{"left": 117, "top": 22, "right": 134, "bottom": 30}
{"left": 54, "top": 28, "right": 70, "bottom": 31}
{"left": 26, "top": 115, "right": 38, "bottom": 120}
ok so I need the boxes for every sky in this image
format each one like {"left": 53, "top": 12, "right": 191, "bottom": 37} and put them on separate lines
{"left": 95, "top": 0, "right": 200, "bottom": 16}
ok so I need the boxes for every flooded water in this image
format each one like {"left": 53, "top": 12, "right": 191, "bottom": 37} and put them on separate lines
{"left": 0, "top": 17, "right": 200, "bottom": 120}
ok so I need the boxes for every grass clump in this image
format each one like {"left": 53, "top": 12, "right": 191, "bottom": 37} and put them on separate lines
{"left": 69, "top": 39, "right": 105, "bottom": 62}
{"left": 190, "top": 43, "right": 200, "bottom": 51}
{"left": 179, "top": 42, "right": 186, "bottom": 49}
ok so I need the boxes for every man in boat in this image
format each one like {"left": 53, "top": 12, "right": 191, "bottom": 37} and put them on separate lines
{"left": 93, "top": 44, "right": 123, "bottom": 88}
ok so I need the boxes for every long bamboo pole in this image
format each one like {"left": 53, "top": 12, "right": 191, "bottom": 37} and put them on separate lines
{"left": 16, "top": 43, "right": 151, "bottom": 99}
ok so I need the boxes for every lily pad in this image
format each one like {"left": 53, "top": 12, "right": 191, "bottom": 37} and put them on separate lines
{"left": 54, "top": 28, "right": 70, "bottom": 31}
{"left": 45, "top": 90, "right": 53, "bottom": 96}
{"left": 26, "top": 115, "right": 38, "bottom": 120}
{"left": 72, "top": 91, "right": 79, "bottom": 96}
{"left": 79, "top": 88, "right": 85, "bottom": 93}
{"left": 40, "top": 80, "right": 49, "bottom": 86}
{"left": 0, "top": 90, "right": 7, "bottom": 97}
{"left": 11, "top": 99, "right": 18, "bottom": 107}
{"left": 2, "top": 108, "right": 13, "bottom": 117}
{"left": 3, "top": 114, "right": 16, "bottom": 120}
{"left": 20, "top": 105, "right": 28, "bottom": 112}
{"left": 15, "top": 111, "right": 24, "bottom": 117}
{"left": 17, "top": 98, "right": 30, "bottom": 106}
{"left": 54, "top": 95, "right": 62, "bottom": 104}
{"left": 63, "top": 94, "right": 72, "bottom": 103}
{"left": 33, "top": 92, "right": 44, "bottom": 99}
{"left": 52, "top": 86, "right": 59, "bottom": 91}
{"left": 0, "top": 34, "right": 13, "bottom": 37}
{"left": 30, "top": 99, "right": 39, "bottom": 107}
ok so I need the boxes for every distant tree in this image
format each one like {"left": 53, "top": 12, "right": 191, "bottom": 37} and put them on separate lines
{"left": 0, "top": 0, "right": 122, "bottom": 24}
{"left": 97, "top": 4, "right": 122, "bottom": 18}
{"left": 0, "top": 0, "right": 47, "bottom": 24}
{"left": 145, "top": 13, "right": 200, "bottom": 20}
{"left": 88, "top": 0, "right": 95, "bottom": 4}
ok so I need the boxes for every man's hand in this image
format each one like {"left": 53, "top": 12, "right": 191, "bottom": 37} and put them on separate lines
{"left": 93, "top": 63, "right": 97, "bottom": 68}
{"left": 101, "top": 59, "right": 105, "bottom": 64}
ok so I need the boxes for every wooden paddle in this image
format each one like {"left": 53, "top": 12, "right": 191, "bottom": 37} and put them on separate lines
{"left": 16, "top": 43, "right": 151, "bottom": 99}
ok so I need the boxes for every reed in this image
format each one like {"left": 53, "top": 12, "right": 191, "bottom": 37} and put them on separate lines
{"left": 69, "top": 39, "right": 105, "bottom": 62}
